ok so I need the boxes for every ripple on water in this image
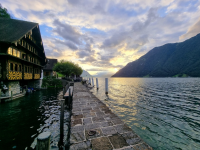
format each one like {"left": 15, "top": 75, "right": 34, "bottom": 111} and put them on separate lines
{"left": 0, "top": 89, "right": 70, "bottom": 150}
{"left": 90, "top": 78, "right": 200, "bottom": 150}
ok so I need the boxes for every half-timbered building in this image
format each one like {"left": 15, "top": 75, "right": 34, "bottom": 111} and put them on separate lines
{"left": 0, "top": 18, "right": 46, "bottom": 98}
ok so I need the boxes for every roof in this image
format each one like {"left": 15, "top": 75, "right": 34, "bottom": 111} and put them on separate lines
{"left": 0, "top": 18, "right": 38, "bottom": 43}
{"left": 43, "top": 59, "right": 58, "bottom": 71}
{"left": 0, "top": 18, "right": 47, "bottom": 66}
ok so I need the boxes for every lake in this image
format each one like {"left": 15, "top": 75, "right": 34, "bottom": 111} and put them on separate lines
{"left": 89, "top": 78, "right": 200, "bottom": 150}
{"left": 0, "top": 88, "right": 69, "bottom": 150}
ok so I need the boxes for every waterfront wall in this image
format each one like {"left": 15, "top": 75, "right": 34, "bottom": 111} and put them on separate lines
{"left": 1, "top": 81, "right": 20, "bottom": 97}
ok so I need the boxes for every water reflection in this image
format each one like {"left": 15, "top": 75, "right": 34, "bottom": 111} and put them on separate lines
{"left": 0, "top": 88, "right": 69, "bottom": 150}
{"left": 90, "top": 78, "right": 200, "bottom": 150}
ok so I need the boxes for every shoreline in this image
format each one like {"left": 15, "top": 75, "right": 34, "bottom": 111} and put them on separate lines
{"left": 69, "top": 82, "right": 153, "bottom": 150}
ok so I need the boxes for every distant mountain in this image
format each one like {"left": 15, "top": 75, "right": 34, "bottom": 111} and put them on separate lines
{"left": 80, "top": 70, "right": 92, "bottom": 77}
{"left": 112, "top": 33, "right": 200, "bottom": 77}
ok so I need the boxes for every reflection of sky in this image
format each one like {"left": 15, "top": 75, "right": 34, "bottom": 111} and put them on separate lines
{"left": 89, "top": 77, "right": 200, "bottom": 149}
{"left": 2, "top": 0, "right": 200, "bottom": 77}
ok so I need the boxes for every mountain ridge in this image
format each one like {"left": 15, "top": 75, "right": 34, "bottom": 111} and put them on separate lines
{"left": 112, "top": 33, "right": 200, "bottom": 77}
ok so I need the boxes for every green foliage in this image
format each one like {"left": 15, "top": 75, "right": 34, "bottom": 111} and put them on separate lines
{"left": 42, "top": 76, "right": 62, "bottom": 87}
{"left": 0, "top": 4, "right": 11, "bottom": 18}
{"left": 57, "top": 72, "right": 65, "bottom": 77}
{"left": 113, "top": 33, "right": 200, "bottom": 77}
{"left": 53, "top": 60, "right": 83, "bottom": 76}
{"left": 173, "top": 74, "right": 188, "bottom": 77}
{"left": 143, "top": 75, "right": 150, "bottom": 77}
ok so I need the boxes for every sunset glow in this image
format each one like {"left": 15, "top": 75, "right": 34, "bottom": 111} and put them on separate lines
{"left": 1, "top": 0, "right": 200, "bottom": 76}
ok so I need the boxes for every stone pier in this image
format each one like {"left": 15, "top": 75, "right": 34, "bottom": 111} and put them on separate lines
{"left": 69, "top": 82, "right": 153, "bottom": 150}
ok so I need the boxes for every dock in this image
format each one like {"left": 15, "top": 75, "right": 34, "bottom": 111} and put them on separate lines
{"left": 69, "top": 82, "right": 152, "bottom": 150}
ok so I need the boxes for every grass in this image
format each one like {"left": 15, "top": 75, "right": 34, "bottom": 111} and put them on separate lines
{"left": 173, "top": 74, "right": 188, "bottom": 77}
{"left": 57, "top": 72, "right": 65, "bottom": 77}
{"left": 143, "top": 75, "right": 150, "bottom": 77}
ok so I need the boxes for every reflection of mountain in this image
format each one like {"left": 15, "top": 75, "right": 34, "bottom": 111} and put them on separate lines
{"left": 80, "top": 70, "right": 92, "bottom": 77}
{"left": 112, "top": 33, "right": 200, "bottom": 77}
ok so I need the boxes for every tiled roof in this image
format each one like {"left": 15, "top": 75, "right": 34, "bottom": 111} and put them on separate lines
{"left": 0, "top": 18, "right": 38, "bottom": 43}
{"left": 43, "top": 59, "right": 58, "bottom": 71}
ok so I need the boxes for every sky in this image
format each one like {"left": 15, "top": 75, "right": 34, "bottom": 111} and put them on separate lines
{"left": 1, "top": 0, "right": 200, "bottom": 77}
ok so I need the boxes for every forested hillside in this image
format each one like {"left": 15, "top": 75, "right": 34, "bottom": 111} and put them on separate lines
{"left": 112, "top": 33, "right": 200, "bottom": 77}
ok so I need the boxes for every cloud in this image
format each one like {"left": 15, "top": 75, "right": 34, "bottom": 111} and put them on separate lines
{"left": 53, "top": 19, "right": 82, "bottom": 45}
{"left": 76, "top": 51, "right": 91, "bottom": 58}
{"left": 54, "top": 39, "right": 78, "bottom": 50}
{"left": 179, "top": 17, "right": 200, "bottom": 41}
{"left": 1, "top": 0, "right": 200, "bottom": 76}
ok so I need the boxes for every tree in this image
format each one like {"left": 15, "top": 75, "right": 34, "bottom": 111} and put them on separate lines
{"left": 53, "top": 60, "right": 83, "bottom": 77}
{"left": 0, "top": 4, "right": 11, "bottom": 18}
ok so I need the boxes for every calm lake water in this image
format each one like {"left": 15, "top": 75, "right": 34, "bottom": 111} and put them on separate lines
{"left": 0, "top": 88, "right": 68, "bottom": 150}
{"left": 89, "top": 78, "right": 200, "bottom": 150}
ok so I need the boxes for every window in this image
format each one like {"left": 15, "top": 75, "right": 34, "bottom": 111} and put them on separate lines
{"left": 24, "top": 41, "right": 26, "bottom": 48}
{"left": 17, "top": 51, "right": 21, "bottom": 58}
{"left": 30, "top": 68, "right": 32, "bottom": 73}
{"left": 10, "top": 63, "right": 13, "bottom": 71}
{"left": 22, "top": 54, "right": 26, "bottom": 60}
{"left": 13, "top": 49, "right": 17, "bottom": 57}
{"left": 8, "top": 47, "right": 12, "bottom": 55}
{"left": 15, "top": 64, "right": 18, "bottom": 71}
{"left": 19, "top": 65, "right": 22, "bottom": 72}
{"left": 18, "top": 40, "right": 21, "bottom": 45}
{"left": 28, "top": 67, "right": 29, "bottom": 73}
{"left": 25, "top": 66, "right": 27, "bottom": 73}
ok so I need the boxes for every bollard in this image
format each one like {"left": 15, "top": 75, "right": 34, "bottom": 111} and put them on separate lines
{"left": 96, "top": 78, "right": 99, "bottom": 90}
{"left": 92, "top": 78, "right": 94, "bottom": 87}
{"left": 69, "top": 88, "right": 71, "bottom": 109}
{"left": 36, "top": 132, "right": 51, "bottom": 150}
{"left": 59, "top": 99, "right": 65, "bottom": 147}
{"left": 89, "top": 78, "right": 91, "bottom": 85}
{"left": 105, "top": 78, "right": 108, "bottom": 94}
{"left": 0, "top": 89, "right": 1, "bottom": 102}
{"left": 11, "top": 91, "right": 13, "bottom": 100}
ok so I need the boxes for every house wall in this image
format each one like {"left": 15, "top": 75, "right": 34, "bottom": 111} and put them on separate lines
{"left": 0, "top": 81, "right": 21, "bottom": 97}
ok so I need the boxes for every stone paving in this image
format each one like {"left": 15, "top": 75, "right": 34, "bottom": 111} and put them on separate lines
{"left": 70, "top": 82, "right": 153, "bottom": 150}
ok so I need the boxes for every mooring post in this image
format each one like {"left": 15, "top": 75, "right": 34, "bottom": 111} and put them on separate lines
{"left": 96, "top": 78, "right": 99, "bottom": 90}
{"left": 92, "top": 78, "right": 94, "bottom": 87}
{"left": 105, "top": 78, "right": 108, "bottom": 94}
{"left": 0, "top": 89, "right": 1, "bottom": 102}
{"left": 36, "top": 132, "right": 51, "bottom": 150}
{"left": 59, "top": 99, "right": 65, "bottom": 147}
{"left": 69, "top": 88, "right": 71, "bottom": 109}
{"left": 11, "top": 91, "right": 13, "bottom": 100}
{"left": 89, "top": 78, "right": 91, "bottom": 85}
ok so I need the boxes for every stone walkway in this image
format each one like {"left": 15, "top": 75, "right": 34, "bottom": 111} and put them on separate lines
{"left": 70, "top": 82, "right": 153, "bottom": 150}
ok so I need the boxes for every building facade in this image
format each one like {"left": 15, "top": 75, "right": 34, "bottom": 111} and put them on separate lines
{"left": 43, "top": 59, "right": 58, "bottom": 77}
{"left": 0, "top": 18, "right": 46, "bottom": 97}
